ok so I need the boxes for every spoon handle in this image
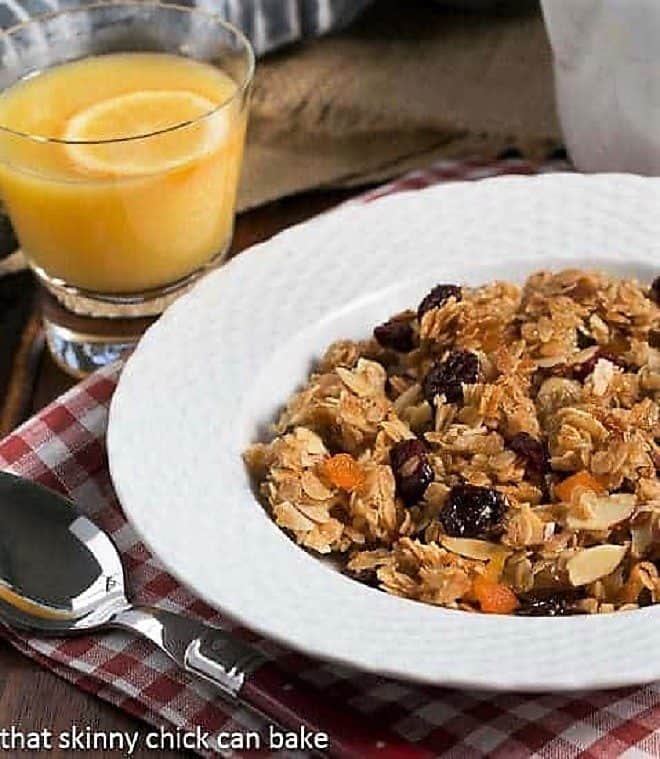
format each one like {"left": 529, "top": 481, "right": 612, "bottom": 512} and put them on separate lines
{"left": 110, "top": 606, "right": 266, "bottom": 696}
{"left": 110, "top": 606, "right": 431, "bottom": 759}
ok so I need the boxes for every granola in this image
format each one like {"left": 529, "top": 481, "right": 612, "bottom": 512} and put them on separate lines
{"left": 244, "top": 270, "right": 660, "bottom": 615}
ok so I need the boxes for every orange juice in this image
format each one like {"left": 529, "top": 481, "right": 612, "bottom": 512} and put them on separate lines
{"left": 0, "top": 53, "right": 247, "bottom": 293}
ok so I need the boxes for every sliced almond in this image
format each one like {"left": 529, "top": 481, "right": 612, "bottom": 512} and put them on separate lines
{"left": 336, "top": 359, "right": 385, "bottom": 397}
{"left": 392, "top": 384, "right": 422, "bottom": 415}
{"left": 567, "top": 544, "right": 627, "bottom": 586}
{"left": 571, "top": 346, "right": 600, "bottom": 365}
{"left": 535, "top": 355, "right": 571, "bottom": 369}
{"left": 591, "top": 358, "right": 615, "bottom": 396}
{"left": 336, "top": 366, "right": 370, "bottom": 397}
{"left": 536, "top": 347, "right": 598, "bottom": 370}
{"left": 566, "top": 494, "right": 635, "bottom": 531}
{"left": 294, "top": 427, "right": 328, "bottom": 459}
{"left": 296, "top": 502, "right": 332, "bottom": 524}
{"left": 272, "top": 501, "right": 315, "bottom": 532}
{"left": 379, "top": 417, "right": 416, "bottom": 442}
{"left": 301, "top": 470, "right": 334, "bottom": 501}
{"left": 439, "top": 536, "right": 509, "bottom": 561}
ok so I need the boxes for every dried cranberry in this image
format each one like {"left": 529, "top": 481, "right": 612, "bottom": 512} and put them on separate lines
{"left": 440, "top": 484, "right": 508, "bottom": 538}
{"left": 571, "top": 350, "right": 628, "bottom": 382}
{"left": 417, "top": 284, "right": 462, "bottom": 319}
{"left": 509, "top": 432, "right": 547, "bottom": 479}
{"left": 373, "top": 319, "right": 415, "bottom": 352}
{"left": 422, "top": 350, "right": 480, "bottom": 405}
{"left": 390, "top": 439, "right": 434, "bottom": 506}
{"left": 650, "top": 276, "right": 660, "bottom": 305}
{"left": 516, "top": 591, "right": 585, "bottom": 617}
{"left": 576, "top": 328, "right": 597, "bottom": 350}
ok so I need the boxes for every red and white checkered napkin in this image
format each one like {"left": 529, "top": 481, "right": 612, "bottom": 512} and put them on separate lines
{"left": 4, "top": 157, "right": 660, "bottom": 758}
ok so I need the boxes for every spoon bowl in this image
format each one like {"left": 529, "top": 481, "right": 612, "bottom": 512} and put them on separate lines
{"left": 0, "top": 471, "right": 265, "bottom": 694}
{"left": 0, "top": 472, "right": 128, "bottom": 632}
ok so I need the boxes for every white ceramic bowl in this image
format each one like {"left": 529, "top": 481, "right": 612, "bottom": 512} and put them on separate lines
{"left": 108, "top": 173, "right": 660, "bottom": 691}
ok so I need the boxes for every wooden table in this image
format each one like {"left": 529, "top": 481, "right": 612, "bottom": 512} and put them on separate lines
{"left": 0, "top": 189, "right": 357, "bottom": 757}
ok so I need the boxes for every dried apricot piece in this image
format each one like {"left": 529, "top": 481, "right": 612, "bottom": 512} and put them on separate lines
{"left": 321, "top": 453, "right": 364, "bottom": 492}
{"left": 472, "top": 575, "right": 519, "bottom": 614}
{"left": 554, "top": 470, "right": 605, "bottom": 503}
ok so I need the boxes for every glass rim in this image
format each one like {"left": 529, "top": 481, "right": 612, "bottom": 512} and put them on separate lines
{"left": 0, "top": 0, "right": 255, "bottom": 146}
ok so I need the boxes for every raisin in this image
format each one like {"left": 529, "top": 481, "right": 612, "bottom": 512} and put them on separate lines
{"left": 390, "top": 439, "right": 434, "bottom": 506}
{"left": 576, "top": 328, "right": 597, "bottom": 350}
{"left": 571, "top": 350, "right": 628, "bottom": 382}
{"left": 515, "top": 591, "right": 585, "bottom": 617}
{"left": 373, "top": 319, "right": 415, "bottom": 352}
{"left": 509, "top": 432, "right": 547, "bottom": 479}
{"left": 422, "top": 350, "right": 480, "bottom": 405}
{"left": 649, "top": 329, "right": 660, "bottom": 350}
{"left": 417, "top": 284, "right": 462, "bottom": 319}
{"left": 650, "top": 276, "right": 660, "bottom": 305}
{"left": 440, "top": 484, "right": 508, "bottom": 538}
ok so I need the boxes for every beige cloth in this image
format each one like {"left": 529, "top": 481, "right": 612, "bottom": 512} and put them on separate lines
{"left": 238, "top": 0, "right": 561, "bottom": 209}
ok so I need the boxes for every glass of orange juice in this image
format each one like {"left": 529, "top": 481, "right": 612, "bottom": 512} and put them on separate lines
{"left": 0, "top": 2, "right": 254, "bottom": 376}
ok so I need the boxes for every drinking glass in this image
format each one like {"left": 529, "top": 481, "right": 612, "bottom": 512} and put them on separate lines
{"left": 0, "top": 2, "right": 254, "bottom": 376}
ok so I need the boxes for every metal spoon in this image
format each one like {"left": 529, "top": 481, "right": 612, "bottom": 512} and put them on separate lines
{"left": 0, "top": 472, "right": 427, "bottom": 759}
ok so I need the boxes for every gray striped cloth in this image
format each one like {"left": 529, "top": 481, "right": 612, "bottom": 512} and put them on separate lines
{"left": 0, "top": 0, "right": 373, "bottom": 55}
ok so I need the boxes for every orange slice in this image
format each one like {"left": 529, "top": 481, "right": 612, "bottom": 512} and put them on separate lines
{"left": 63, "top": 90, "right": 226, "bottom": 176}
